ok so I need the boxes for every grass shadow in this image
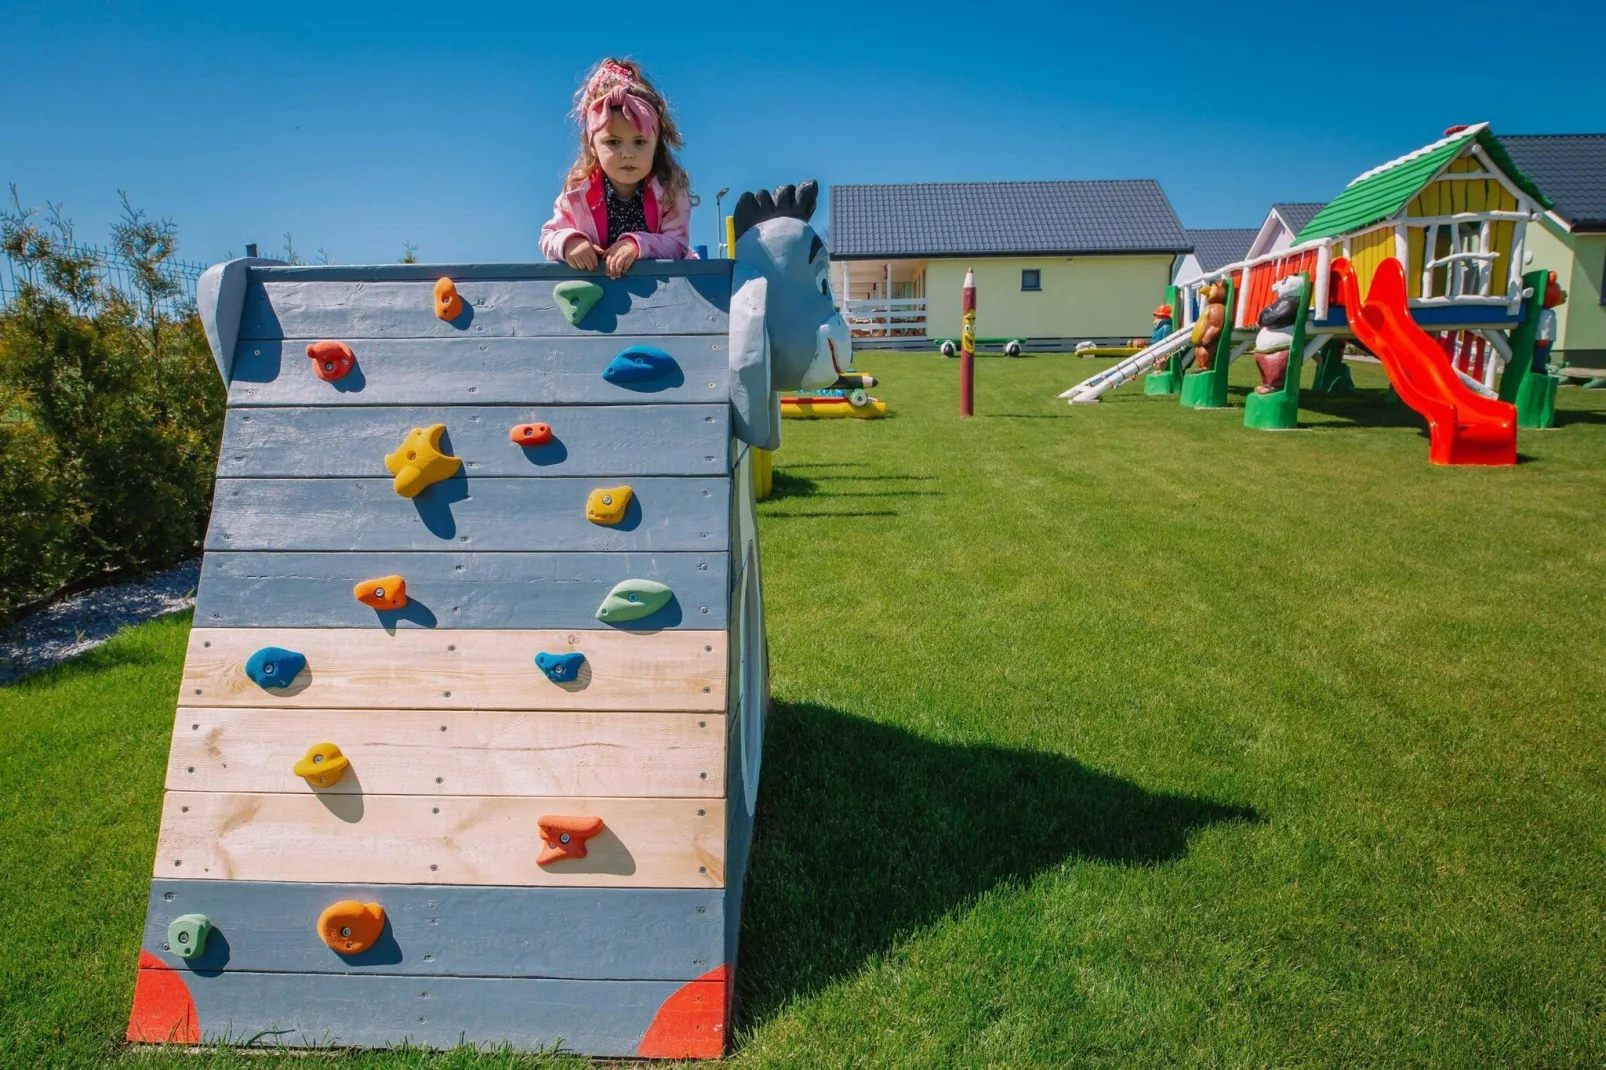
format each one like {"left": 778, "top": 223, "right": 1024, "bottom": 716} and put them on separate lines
{"left": 759, "top": 510, "right": 900, "bottom": 520}
{"left": 1296, "top": 389, "right": 1429, "bottom": 431}
{"left": 737, "top": 702, "right": 1259, "bottom": 1021}
{"left": 767, "top": 471, "right": 820, "bottom": 501}
{"left": 1553, "top": 408, "right": 1606, "bottom": 427}
{"left": 0, "top": 629, "right": 174, "bottom": 689}
{"left": 780, "top": 462, "right": 868, "bottom": 470}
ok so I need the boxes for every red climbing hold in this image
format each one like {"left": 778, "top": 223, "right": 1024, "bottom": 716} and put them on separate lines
{"left": 127, "top": 949, "right": 201, "bottom": 1044}
{"left": 306, "top": 340, "right": 355, "bottom": 382}
{"left": 636, "top": 964, "right": 730, "bottom": 1059}
{"left": 536, "top": 815, "right": 605, "bottom": 864}
{"left": 510, "top": 422, "right": 553, "bottom": 447}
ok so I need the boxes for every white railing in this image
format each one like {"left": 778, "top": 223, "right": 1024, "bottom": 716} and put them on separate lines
{"left": 844, "top": 297, "right": 927, "bottom": 337}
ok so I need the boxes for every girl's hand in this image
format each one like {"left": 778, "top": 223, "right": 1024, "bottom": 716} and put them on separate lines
{"left": 563, "top": 235, "right": 602, "bottom": 271}
{"left": 604, "top": 239, "right": 639, "bottom": 280}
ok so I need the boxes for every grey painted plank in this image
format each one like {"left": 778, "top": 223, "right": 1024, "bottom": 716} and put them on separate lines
{"left": 239, "top": 275, "right": 729, "bottom": 341}
{"left": 217, "top": 406, "right": 731, "bottom": 478}
{"left": 227, "top": 336, "right": 730, "bottom": 407}
{"left": 142, "top": 881, "right": 724, "bottom": 980}
{"left": 249, "top": 260, "right": 734, "bottom": 283}
{"left": 195, "top": 552, "right": 729, "bottom": 630}
{"left": 154, "top": 970, "right": 719, "bottom": 1054}
{"left": 204, "top": 477, "right": 730, "bottom": 553}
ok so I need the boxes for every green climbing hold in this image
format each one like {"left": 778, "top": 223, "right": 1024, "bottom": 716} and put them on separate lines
{"left": 554, "top": 280, "right": 604, "bottom": 326}
{"left": 596, "top": 579, "right": 674, "bottom": 623}
{"left": 167, "top": 914, "right": 211, "bottom": 961}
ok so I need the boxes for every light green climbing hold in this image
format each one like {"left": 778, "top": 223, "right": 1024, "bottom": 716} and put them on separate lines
{"left": 596, "top": 579, "right": 674, "bottom": 623}
{"left": 554, "top": 280, "right": 604, "bottom": 326}
{"left": 167, "top": 913, "right": 211, "bottom": 960}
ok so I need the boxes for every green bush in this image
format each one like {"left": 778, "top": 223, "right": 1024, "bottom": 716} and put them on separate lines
{"left": 0, "top": 190, "right": 224, "bottom": 621}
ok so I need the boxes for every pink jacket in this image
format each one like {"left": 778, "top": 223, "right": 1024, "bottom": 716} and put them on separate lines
{"left": 539, "top": 169, "right": 695, "bottom": 262}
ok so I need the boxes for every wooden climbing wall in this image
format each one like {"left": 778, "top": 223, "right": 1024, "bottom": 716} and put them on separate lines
{"left": 129, "top": 261, "right": 764, "bottom": 1058}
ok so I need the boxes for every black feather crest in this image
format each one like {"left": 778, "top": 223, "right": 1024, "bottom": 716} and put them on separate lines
{"left": 732, "top": 180, "right": 819, "bottom": 241}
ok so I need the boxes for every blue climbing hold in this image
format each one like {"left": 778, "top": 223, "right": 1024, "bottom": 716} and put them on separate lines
{"left": 535, "top": 651, "right": 586, "bottom": 683}
{"left": 603, "top": 346, "right": 677, "bottom": 385}
{"left": 245, "top": 646, "right": 307, "bottom": 689}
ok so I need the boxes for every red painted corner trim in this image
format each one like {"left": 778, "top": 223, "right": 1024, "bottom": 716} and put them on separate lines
{"left": 127, "top": 950, "right": 200, "bottom": 1044}
{"left": 637, "top": 964, "right": 730, "bottom": 1060}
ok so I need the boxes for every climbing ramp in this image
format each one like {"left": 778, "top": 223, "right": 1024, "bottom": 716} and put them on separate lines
{"left": 127, "top": 258, "right": 787, "bottom": 1057}
{"left": 1058, "top": 326, "right": 1193, "bottom": 404}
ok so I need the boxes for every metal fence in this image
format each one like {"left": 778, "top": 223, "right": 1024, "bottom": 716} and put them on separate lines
{"left": 0, "top": 242, "right": 207, "bottom": 317}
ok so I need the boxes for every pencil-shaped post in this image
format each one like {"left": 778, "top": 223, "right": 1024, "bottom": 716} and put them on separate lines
{"left": 960, "top": 268, "right": 976, "bottom": 417}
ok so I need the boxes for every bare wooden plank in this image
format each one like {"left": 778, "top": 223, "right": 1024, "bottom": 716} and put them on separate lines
{"left": 228, "top": 336, "right": 731, "bottom": 407}
{"left": 239, "top": 275, "right": 728, "bottom": 341}
{"left": 167, "top": 707, "right": 725, "bottom": 797}
{"left": 154, "top": 792, "right": 725, "bottom": 888}
{"left": 133, "top": 969, "right": 723, "bottom": 1055}
{"left": 204, "top": 477, "right": 730, "bottom": 553}
{"left": 179, "top": 628, "right": 726, "bottom": 711}
{"left": 217, "top": 405, "right": 731, "bottom": 478}
{"left": 195, "top": 551, "right": 729, "bottom": 631}
{"left": 141, "top": 880, "right": 725, "bottom": 980}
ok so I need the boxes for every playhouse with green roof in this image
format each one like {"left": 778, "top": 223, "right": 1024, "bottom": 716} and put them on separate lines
{"left": 1158, "top": 123, "right": 1563, "bottom": 434}
{"left": 1179, "top": 123, "right": 1552, "bottom": 339}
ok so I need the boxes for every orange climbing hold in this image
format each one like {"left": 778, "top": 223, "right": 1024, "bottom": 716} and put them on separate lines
{"left": 536, "top": 815, "right": 605, "bottom": 864}
{"left": 434, "top": 277, "right": 463, "bottom": 321}
{"left": 353, "top": 575, "right": 408, "bottom": 610}
{"left": 305, "top": 340, "right": 355, "bottom": 381}
{"left": 317, "top": 900, "right": 386, "bottom": 954}
{"left": 510, "top": 422, "right": 553, "bottom": 447}
{"left": 292, "top": 742, "right": 350, "bottom": 787}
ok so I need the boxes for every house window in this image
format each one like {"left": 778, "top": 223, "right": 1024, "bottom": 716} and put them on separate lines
{"left": 1021, "top": 269, "right": 1041, "bottom": 292}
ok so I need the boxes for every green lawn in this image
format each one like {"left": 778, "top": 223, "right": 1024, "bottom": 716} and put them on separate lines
{"left": 3, "top": 355, "right": 1605, "bottom": 1068}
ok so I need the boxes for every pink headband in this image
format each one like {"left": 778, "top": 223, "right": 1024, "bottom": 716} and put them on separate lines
{"left": 585, "top": 84, "right": 659, "bottom": 139}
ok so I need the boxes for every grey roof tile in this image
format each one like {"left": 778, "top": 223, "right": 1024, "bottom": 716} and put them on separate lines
{"left": 1497, "top": 135, "right": 1606, "bottom": 229}
{"left": 828, "top": 180, "right": 1190, "bottom": 258}
{"left": 1185, "top": 228, "right": 1257, "bottom": 271}
{"left": 1271, "top": 203, "right": 1326, "bottom": 233}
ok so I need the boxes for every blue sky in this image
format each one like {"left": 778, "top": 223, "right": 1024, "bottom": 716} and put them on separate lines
{"left": 3, "top": 0, "right": 1601, "bottom": 266}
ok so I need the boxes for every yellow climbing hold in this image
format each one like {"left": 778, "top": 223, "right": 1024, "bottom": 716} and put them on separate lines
{"left": 586, "top": 485, "right": 634, "bottom": 525}
{"left": 384, "top": 424, "right": 461, "bottom": 498}
{"left": 293, "top": 742, "right": 350, "bottom": 788}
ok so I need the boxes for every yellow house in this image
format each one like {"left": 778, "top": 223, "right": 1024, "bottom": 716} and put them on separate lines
{"left": 1498, "top": 134, "right": 1606, "bottom": 372}
{"left": 828, "top": 180, "right": 1190, "bottom": 348}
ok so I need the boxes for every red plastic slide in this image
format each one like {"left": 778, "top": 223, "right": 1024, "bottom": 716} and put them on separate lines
{"left": 1332, "top": 256, "right": 1515, "bottom": 466}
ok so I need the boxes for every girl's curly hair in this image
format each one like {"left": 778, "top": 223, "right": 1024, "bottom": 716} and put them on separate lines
{"left": 565, "top": 57, "right": 692, "bottom": 205}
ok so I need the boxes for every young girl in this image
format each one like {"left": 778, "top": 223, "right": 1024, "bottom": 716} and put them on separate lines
{"left": 540, "top": 58, "right": 695, "bottom": 278}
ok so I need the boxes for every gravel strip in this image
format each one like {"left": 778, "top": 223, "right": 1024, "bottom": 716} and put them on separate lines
{"left": 0, "top": 559, "right": 200, "bottom": 686}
